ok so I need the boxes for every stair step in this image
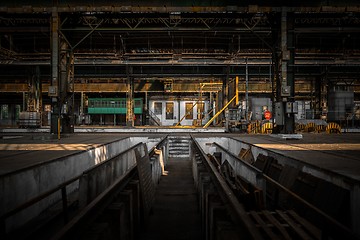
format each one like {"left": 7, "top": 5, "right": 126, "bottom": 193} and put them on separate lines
{"left": 167, "top": 136, "right": 191, "bottom": 158}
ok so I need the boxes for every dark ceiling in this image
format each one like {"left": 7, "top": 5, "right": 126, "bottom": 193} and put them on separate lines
{"left": 0, "top": 2, "right": 360, "bottom": 95}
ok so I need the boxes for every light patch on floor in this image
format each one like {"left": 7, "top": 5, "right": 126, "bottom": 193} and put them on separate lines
{"left": 254, "top": 143, "right": 360, "bottom": 151}
{"left": 0, "top": 143, "right": 100, "bottom": 151}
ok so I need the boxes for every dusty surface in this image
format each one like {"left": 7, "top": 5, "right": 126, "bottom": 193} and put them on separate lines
{"left": 136, "top": 158, "right": 202, "bottom": 240}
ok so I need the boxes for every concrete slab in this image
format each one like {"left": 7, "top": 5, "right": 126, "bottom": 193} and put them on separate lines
{"left": 137, "top": 158, "right": 202, "bottom": 240}
{"left": 233, "top": 133, "right": 360, "bottom": 181}
{"left": 0, "top": 134, "right": 126, "bottom": 176}
{"left": 0, "top": 126, "right": 226, "bottom": 133}
{"left": 269, "top": 134, "right": 303, "bottom": 140}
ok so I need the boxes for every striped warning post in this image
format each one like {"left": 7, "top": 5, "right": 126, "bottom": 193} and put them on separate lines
{"left": 247, "top": 122, "right": 255, "bottom": 134}
{"left": 315, "top": 125, "right": 326, "bottom": 133}
{"left": 326, "top": 122, "right": 341, "bottom": 134}
{"left": 261, "top": 122, "right": 273, "bottom": 134}
{"left": 247, "top": 121, "right": 261, "bottom": 134}
{"left": 296, "top": 123, "right": 305, "bottom": 132}
{"left": 255, "top": 121, "right": 261, "bottom": 133}
{"left": 304, "top": 122, "right": 316, "bottom": 132}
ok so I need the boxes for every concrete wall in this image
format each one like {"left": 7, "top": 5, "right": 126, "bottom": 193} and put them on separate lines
{"left": 194, "top": 136, "right": 360, "bottom": 236}
{"left": 0, "top": 136, "right": 163, "bottom": 232}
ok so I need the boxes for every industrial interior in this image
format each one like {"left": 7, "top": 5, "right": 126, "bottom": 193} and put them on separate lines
{"left": 1, "top": 1, "right": 360, "bottom": 240}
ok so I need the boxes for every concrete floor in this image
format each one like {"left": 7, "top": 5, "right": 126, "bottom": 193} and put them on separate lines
{"left": 234, "top": 133, "right": 360, "bottom": 181}
{"left": 136, "top": 158, "right": 202, "bottom": 240}
{"left": 1, "top": 131, "right": 360, "bottom": 238}
{"left": 1, "top": 132, "right": 360, "bottom": 180}
{"left": 0, "top": 134, "right": 131, "bottom": 175}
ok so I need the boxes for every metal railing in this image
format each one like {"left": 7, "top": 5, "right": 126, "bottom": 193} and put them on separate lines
{"left": 0, "top": 142, "right": 150, "bottom": 239}
{"left": 148, "top": 109, "right": 161, "bottom": 126}
{"left": 191, "top": 136, "right": 263, "bottom": 239}
{"left": 209, "top": 141, "right": 358, "bottom": 240}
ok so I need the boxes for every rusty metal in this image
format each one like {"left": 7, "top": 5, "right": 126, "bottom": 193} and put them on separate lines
{"left": 191, "top": 136, "right": 264, "bottom": 239}
{"left": 213, "top": 140, "right": 359, "bottom": 240}
{"left": 264, "top": 175, "right": 357, "bottom": 239}
{"left": 51, "top": 165, "right": 137, "bottom": 240}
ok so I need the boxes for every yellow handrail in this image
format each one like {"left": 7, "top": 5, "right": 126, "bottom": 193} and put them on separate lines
{"left": 203, "top": 95, "right": 237, "bottom": 128}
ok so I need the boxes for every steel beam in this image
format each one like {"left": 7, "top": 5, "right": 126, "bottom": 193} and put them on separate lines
{"left": 1, "top": 6, "right": 360, "bottom": 14}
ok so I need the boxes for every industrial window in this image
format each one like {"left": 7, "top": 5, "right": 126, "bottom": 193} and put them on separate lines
{"left": 185, "top": 102, "right": 193, "bottom": 119}
{"left": 15, "top": 105, "right": 21, "bottom": 120}
{"left": 1, "top": 105, "right": 8, "bottom": 119}
{"left": 197, "top": 102, "right": 205, "bottom": 119}
{"left": 154, "top": 102, "right": 162, "bottom": 115}
{"left": 120, "top": 100, "right": 126, "bottom": 108}
{"left": 134, "top": 99, "right": 142, "bottom": 108}
{"left": 166, "top": 102, "right": 174, "bottom": 119}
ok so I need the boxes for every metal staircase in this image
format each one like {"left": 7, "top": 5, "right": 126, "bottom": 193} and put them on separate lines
{"left": 148, "top": 109, "right": 162, "bottom": 126}
{"left": 168, "top": 135, "right": 191, "bottom": 159}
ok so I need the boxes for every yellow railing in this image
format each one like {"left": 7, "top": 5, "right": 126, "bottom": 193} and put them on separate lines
{"left": 203, "top": 95, "right": 237, "bottom": 128}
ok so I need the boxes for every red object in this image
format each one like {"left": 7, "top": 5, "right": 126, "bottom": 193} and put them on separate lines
{"left": 264, "top": 110, "right": 272, "bottom": 120}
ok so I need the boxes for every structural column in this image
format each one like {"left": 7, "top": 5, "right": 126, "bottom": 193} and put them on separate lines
{"left": 50, "top": 10, "right": 60, "bottom": 134}
{"left": 126, "top": 66, "right": 134, "bottom": 127}
{"left": 279, "top": 10, "right": 296, "bottom": 134}
{"left": 50, "top": 10, "right": 74, "bottom": 134}
{"left": 315, "top": 76, "right": 322, "bottom": 118}
{"left": 222, "top": 66, "right": 230, "bottom": 122}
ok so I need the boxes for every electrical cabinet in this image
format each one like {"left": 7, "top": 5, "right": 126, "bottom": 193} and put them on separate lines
{"left": 275, "top": 102, "right": 284, "bottom": 125}
{"left": 285, "top": 102, "right": 298, "bottom": 114}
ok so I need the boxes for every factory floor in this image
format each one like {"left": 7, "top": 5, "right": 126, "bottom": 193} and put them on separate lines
{"left": 0, "top": 131, "right": 360, "bottom": 182}
{"left": 136, "top": 158, "right": 202, "bottom": 240}
{"left": 233, "top": 133, "right": 360, "bottom": 181}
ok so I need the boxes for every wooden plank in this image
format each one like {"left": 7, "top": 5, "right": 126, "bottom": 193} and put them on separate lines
{"left": 287, "top": 210, "right": 321, "bottom": 240}
{"left": 249, "top": 211, "right": 278, "bottom": 240}
{"left": 276, "top": 210, "right": 313, "bottom": 240}
{"left": 263, "top": 211, "right": 292, "bottom": 240}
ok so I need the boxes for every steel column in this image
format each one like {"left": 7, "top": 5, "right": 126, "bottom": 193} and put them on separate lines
{"left": 315, "top": 76, "right": 322, "bottom": 118}
{"left": 50, "top": 10, "right": 60, "bottom": 134}
{"left": 245, "top": 59, "right": 249, "bottom": 121}
{"left": 285, "top": 11, "right": 295, "bottom": 133}
{"left": 280, "top": 10, "right": 295, "bottom": 134}
{"left": 222, "top": 66, "right": 230, "bottom": 122}
{"left": 126, "top": 66, "right": 134, "bottom": 127}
